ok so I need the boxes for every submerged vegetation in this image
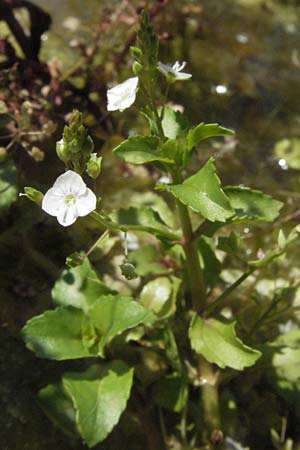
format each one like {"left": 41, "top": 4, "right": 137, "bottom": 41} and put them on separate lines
{"left": 1, "top": 1, "right": 300, "bottom": 450}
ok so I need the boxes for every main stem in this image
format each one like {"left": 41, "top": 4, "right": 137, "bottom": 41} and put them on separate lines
{"left": 152, "top": 98, "right": 221, "bottom": 447}
{"left": 171, "top": 170, "right": 206, "bottom": 313}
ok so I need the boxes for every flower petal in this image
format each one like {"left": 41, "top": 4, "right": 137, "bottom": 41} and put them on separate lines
{"left": 53, "top": 170, "right": 87, "bottom": 196}
{"left": 57, "top": 204, "right": 78, "bottom": 227}
{"left": 76, "top": 188, "right": 97, "bottom": 217}
{"left": 42, "top": 187, "right": 65, "bottom": 216}
{"left": 175, "top": 72, "right": 192, "bottom": 80}
{"left": 107, "top": 77, "right": 138, "bottom": 111}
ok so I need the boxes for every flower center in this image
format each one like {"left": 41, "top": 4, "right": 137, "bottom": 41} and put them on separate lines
{"left": 65, "top": 194, "right": 76, "bottom": 204}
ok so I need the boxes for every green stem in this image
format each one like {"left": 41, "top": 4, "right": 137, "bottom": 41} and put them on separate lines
{"left": 204, "top": 267, "right": 256, "bottom": 317}
{"left": 171, "top": 170, "right": 206, "bottom": 313}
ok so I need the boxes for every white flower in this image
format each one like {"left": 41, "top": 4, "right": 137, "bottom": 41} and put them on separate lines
{"left": 158, "top": 61, "right": 192, "bottom": 81}
{"left": 107, "top": 76, "right": 139, "bottom": 112}
{"left": 42, "top": 170, "right": 96, "bottom": 227}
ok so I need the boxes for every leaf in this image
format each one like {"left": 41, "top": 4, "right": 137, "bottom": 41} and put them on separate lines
{"left": 52, "top": 258, "right": 113, "bottom": 312}
{"left": 22, "top": 307, "right": 97, "bottom": 360}
{"left": 113, "top": 135, "right": 172, "bottom": 165}
{"left": 0, "top": 159, "right": 17, "bottom": 210}
{"left": 88, "top": 295, "right": 155, "bottom": 356}
{"left": 38, "top": 382, "right": 78, "bottom": 438}
{"left": 140, "top": 276, "right": 181, "bottom": 318}
{"left": 198, "top": 236, "right": 221, "bottom": 289}
{"left": 129, "top": 191, "right": 175, "bottom": 228}
{"left": 165, "top": 158, "right": 234, "bottom": 222}
{"left": 111, "top": 206, "right": 179, "bottom": 240}
{"left": 225, "top": 186, "right": 283, "bottom": 223}
{"left": 128, "top": 244, "right": 169, "bottom": 276}
{"left": 274, "top": 138, "right": 300, "bottom": 170}
{"left": 161, "top": 107, "right": 188, "bottom": 139}
{"left": 153, "top": 373, "right": 188, "bottom": 412}
{"left": 189, "top": 315, "right": 261, "bottom": 370}
{"left": 63, "top": 361, "right": 134, "bottom": 447}
{"left": 187, "top": 123, "right": 234, "bottom": 151}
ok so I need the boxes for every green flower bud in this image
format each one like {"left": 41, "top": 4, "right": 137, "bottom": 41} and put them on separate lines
{"left": 120, "top": 262, "right": 138, "bottom": 280}
{"left": 21, "top": 187, "right": 44, "bottom": 205}
{"left": 66, "top": 252, "right": 85, "bottom": 268}
{"left": 132, "top": 61, "right": 143, "bottom": 75}
{"left": 130, "top": 46, "right": 143, "bottom": 62}
{"left": 86, "top": 153, "right": 102, "bottom": 179}
{"left": 56, "top": 139, "right": 70, "bottom": 162}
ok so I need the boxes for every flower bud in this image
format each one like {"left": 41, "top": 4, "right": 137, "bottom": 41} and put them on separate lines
{"left": 20, "top": 187, "right": 44, "bottom": 205}
{"left": 56, "top": 138, "right": 70, "bottom": 162}
{"left": 86, "top": 153, "right": 102, "bottom": 179}
{"left": 132, "top": 61, "right": 143, "bottom": 76}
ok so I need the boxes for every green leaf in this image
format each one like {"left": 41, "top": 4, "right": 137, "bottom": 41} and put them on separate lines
{"left": 88, "top": 295, "right": 155, "bottom": 356}
{"left": 274, "top": 138, "right": 300, "bottom": 170}
{"left": 22, "top": 307, "right": 97, "bottom": 360}
{"left": 0, "top": 159, "right": 17, "bottom": 210}
{"left": 52, "top": 258, "right": 113, "bottom": 312}
{"left": 165, "top": 158, "right": 234, "bottom": 222}
{"left": 198, "top": 236, "right": 221, "bottom": 289}
{"left": 153, "top": 373, "right": 188, "bottom": 412}
{"left": 187, "top": 123, "right": 234, "bottom": 151}
{"left": 128, "top": 244, "right": 169, "bottom": 276}
{"left": 161, "top": 107, "right": 188, "bottom": 139}
{"left": 38, "top": 382, "right": 78, "bottom": 438}
{"left": 111, "top": 206, "right": 179, "bottom": 240}
{"left": 225, "top": 186, "right": 283, "bottom": 223}
{"left": 189, "top": 315, "right": 261, "bottom": 370}
{"left": 113, "top": 136, "right": 173, "bottom": 165}
{"left": 140, "top": 276, "right": 181, "bottom": 318}
{"left": 63, "top": 362, "right": 134, "bottom": 447}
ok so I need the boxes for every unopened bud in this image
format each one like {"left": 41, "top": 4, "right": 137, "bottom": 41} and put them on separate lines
{"left": 86, "top": 153, "right": 102, "bottom": 179}
{"left": 132, "top": 61, "right": 143, "bottom": 75}
{"left": 20, "top": 187, "right": 44, "bottom": 205}
{"left": 56, "top": 138, "right": 70, "bottom": 162}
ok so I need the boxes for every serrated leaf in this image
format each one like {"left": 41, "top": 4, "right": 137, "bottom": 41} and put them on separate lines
{"left": 161, "top": 107, "right": 188, "bottom": 139}
{"left": 111, "top": 206, "right": 179, "bottom": 240}
{"left": 63, "top": 362, "right": 134, "bottom": 447}
{"left": 38, "top": 382, "right": 78, "bottom": 438}
{"left": 187, "top": 123, "right": 234, "bottom": 151}
{"left": 52, "top": 258, "right": 113, "bottom": 312}
{"left": 166, "top": 158, "right": 234, "bottom": 222}
{"left": 88, "top": 295, "right": 155, "bottom": 356}
{"left": 22, "top": 307, "right": 97, "bottom": 360}
{"left": 189, "top": 315, "right": 261, "bottom": 370}
{"left": 113, "top": 135, "right": 173, "bottom": 165}
{"left": 153, "top": 373, "right": 188, "bottom": 412}
{"left": 140, "top": 276, "right": 181, "bottom": 318}
{"left": 0, "top": 159, "right": 17, "bottom": 210}
{"left": 225, "top": 186, "right": 283, "bottom": 223}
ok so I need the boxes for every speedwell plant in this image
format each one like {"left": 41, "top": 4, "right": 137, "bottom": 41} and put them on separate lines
{"left": 20, "top": 12, "right": 299, "bottom": 450}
